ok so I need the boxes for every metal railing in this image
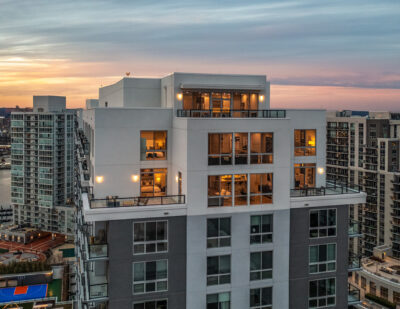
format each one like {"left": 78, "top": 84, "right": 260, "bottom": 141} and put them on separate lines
{"left": 290, "top": 181, "right": 361, "bottom": 197}
{"left": 90, "top": 195, "right": 185, "bottom": 209}
{"left": 177, "top": 109, "right": 286, "bottom": 118}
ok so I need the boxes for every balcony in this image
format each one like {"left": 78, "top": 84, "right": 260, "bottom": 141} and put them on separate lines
{"left": 290, "top": 181, "right": 361, "bottom": 197}
{"left": 89, "top": 243, "right": 108, "bottom": 259}
{"left": 176, "top": 109, "right": 286, "bottom": 118}
{"left": 348, "top": 283, "right": 361, "bottom": 305}
{"left": 89, "top": 283, "right": 108, "bottom": 299}
{"left": 90, "top": 195, "right": 185, "bottom": 209}
{"left": 349, "top": 219, "right": 362, "bottom": 237}
{"left": 348, "top": 254, "right": 362, "bottom": 271}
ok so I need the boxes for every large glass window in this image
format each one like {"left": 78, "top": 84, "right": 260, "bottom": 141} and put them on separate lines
{"left": 133, "top": 221, "right": 167, "bottom": 254}
{"left": 235, "top": 133, "right": 248, "bottom": 164}
{"left": 133, "top": 260, "right": 168, "bottom": 294}
{"left": 309, "top": 278, "right": 336, "bottom": 308}
{"left": 207, "top": 255, "right": 231, "bottom": 286}
{"left": 250, "top": 215, "right": 273, "bottom": 244}
{"left": 183, "top": 91, "right": 210, "bottom": 110}
{"left": 250, "top": 174, "right": 273, "bottom": 204}
{"left": 207, "top": 218, "right": 231, "bottom": 248}
{"left": 309, "top": 209, "right": 337, "bottom": 238}
{"left": 140, "top": 131, "right": 167, "bottom": 160}
{"left": 309, "top": 243, "right": 336, "bottom": 274}
{"left": 250, "top": 133, "right": 273, "bottom": 164}
{"left": 133, "top": 300, "right": 167, "bottom": 309}
{"left": 294, "top": 163, "right": 315, "bottom": 189}
{"left": 212, "top": 92, "right": 231, "bottom": 113}
{"left": 250, "top": 287, "right": 272, "bottom": 309}
{"left": 250, "top": 251, "right": 273, "bottom": 281}
{"left": 207, "top": 292, "right": 230, "bottom": 309}
{"left": 294, "top": 129, "right": 316, "bottom": 156}
{"left": 208, "top": 175, "right": 232, "bottom": 207}
{"left": 140, "top": 169, "right": 167, "bottom": 197}
{"left": 208, "top": 133, "right": 233, "bottom": 165}
{"left": 234, "top": 174, "right": 247, "bottom": 205}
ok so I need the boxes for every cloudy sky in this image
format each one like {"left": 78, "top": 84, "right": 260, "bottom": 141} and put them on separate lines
{"left": 0, "top": 0, "right": 399, "bottom": 110}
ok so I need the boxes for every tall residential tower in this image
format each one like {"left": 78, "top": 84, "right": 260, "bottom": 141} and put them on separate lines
{"left": 75, "top": 73, "right": 365, "bottom": 309}
{"left": 10, "top": 96, "right": 75, "bottom": 236}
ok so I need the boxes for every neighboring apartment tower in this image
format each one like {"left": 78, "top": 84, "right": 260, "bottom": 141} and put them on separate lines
{"left": 75, "top": 73, "right": 365, "bottom": 309}
{"left": 326, "top": 111, "right": 400, "bottom": 257}
{"left": 10, "top": 96, "right": 75, "bottom": 235}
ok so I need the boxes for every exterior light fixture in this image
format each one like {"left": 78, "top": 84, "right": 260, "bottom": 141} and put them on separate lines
{"left": 175, "top": 175, "right": 179, "bottom": 182}
{"left": 176, "top": 93, "right": 183, "bottom": 100}
{"left": 95, "top": 176, "right": 104, "bottom": 183}
{"left": 259, "top": 94, "right": 265, "bottom": 102}
{"left": 131, "top": 174, "right": 139, "bottom": 182}
{"left": 317, "top": 167, "right": 325, "bottom": 175}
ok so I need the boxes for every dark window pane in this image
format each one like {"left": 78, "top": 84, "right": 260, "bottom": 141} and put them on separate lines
{"left": 146, "top": 261, "right": 156, "bottom": 280}
{"left": 208, "top": 219, "right": 219, "bottom": 237}
{"left": 146, "top": 222, "right": 157, "bottom": 241}
{"left": 134, "top": 223, "right": 145, "bottom": 242}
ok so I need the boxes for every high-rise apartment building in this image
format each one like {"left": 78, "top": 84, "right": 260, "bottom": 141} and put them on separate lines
{"left": 326, "top": 111, "right": 400, "bottom": 257}
{"left": 75, "top": 73, "right": 365, "bottom": 309}
{"left": 10, "top": 96, "right": 76, "bottom": 235}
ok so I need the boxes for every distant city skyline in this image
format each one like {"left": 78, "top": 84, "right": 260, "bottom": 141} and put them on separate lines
{"left": 0, "top": 0, "right": 399, "bottom": 110}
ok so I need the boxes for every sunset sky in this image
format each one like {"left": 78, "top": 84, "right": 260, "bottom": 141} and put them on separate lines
{"left": 0, "top": 0, "right": 399, "bottom": 111}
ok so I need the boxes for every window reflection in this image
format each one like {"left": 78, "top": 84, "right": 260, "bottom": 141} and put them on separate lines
{"left": 140, "top": 131, "right": 167, "bottom": 160}
{"left": 294, "top": 163, "right": 316, "bottom": 189}
{"left": 250, "top": 133, "right": 273, "bottom": 164}
{"left": 250, "top": 173, "right": 273, "bottom": 204}
{"left": 294, "top": 129, "right": 316, "bottom": 156}
{"left": 140, "top": 168, "right": 167, "bottom": 197}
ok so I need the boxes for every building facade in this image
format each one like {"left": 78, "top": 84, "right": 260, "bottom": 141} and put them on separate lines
{"left": 75, "top": 73, "right": 365, "bottom": 309}
{"left": 10, "top": 96, "right": 75, "bottom": 235}
{"left": 326, "top": 111, "right": 400, "bottom": 258}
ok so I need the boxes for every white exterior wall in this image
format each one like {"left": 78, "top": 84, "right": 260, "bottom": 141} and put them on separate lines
{"left": 81, "top": 73, "right": 336, "bottom": 309}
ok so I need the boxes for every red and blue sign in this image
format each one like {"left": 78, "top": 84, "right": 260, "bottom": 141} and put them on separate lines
{"left": 0, "top": 284, "right": 48, "bottom": 302}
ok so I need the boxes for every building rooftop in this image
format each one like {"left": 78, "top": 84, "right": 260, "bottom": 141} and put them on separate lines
{"left": 361, "top": 256, "right": 400, "bottom": 285}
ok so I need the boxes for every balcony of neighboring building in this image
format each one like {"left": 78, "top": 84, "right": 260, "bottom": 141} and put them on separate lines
{"left": 348, "top": 283, "right": 361, "bottom": 306}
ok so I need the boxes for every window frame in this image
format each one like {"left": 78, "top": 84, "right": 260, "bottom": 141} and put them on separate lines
{"left": 133, "top": 260, "right": 168, "bottom": 295}
{"left": 206, "top": 292, "right": 231, "bottom": 309}
{"left": 250, "top": 286, "right": 273, "bottom": 309}
{"left": 309, "top": 208, "right": 337, "bottom": 238}
{"left": 250, "top": 132, "right": 273, "bottom": 164}
{"left": 133, "top": 299, "right": 168, "bottom": 309}
{"left": 140, "top": 130, "right": 167, "bottom": 161}
{"left": 250, "top": 214, "right": 273, "bottom": 244}
{"left": 250, "top": 173, "right": 273, "bottom": 205}
{"left": 133, "top": 220, "right": 168, "bottom": 255}
{"left": 207, "top": 217, "right": 231, "bottom": 248}
{"left": 208, "top": 133, "right": 233, "bottom": 165}
{"left": 308, "top": 278, "right": 336, "bottom": 308}
{"left": 294, "top": 129, "right": 316, "bottom": 156}
{"left": 309, "top": 243, "right": 336, "bottom": 274}
{"left": 250, "top": 251, "right": 273, "bottom": 281}
{"left": 140, "top": 168, "right": 167, "bottom": 197}
{"left": 207, "top": 255, "right": 231, "bottom": 286}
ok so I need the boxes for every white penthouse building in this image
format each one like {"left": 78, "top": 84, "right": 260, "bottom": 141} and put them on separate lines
{"left": 10, "top": 96, "right": 75, "bottom": 236}
{"left": 75, "top": 73, "right": 366, "bottom": 309}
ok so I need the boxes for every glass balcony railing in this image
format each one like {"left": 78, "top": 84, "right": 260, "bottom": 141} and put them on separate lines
{"left": 89, "top": 243, "right": 108, "bottom": 259}
{"left": 348, "top": 283, "right": 361, "bottom": 305}
{"left": 349, "top": 219, "right": 362, "bottom": 237}
{"left": 89, "top": 283, "right": 108, "bottom": 299}
{"left": 177, "top": 109, "right": 286, "bottom": 118}
{"left": 348, "top": 253, "right": 362, "bottom": 271}
{"left": 90, "top": 195, "right": 185, "bottom": 209}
